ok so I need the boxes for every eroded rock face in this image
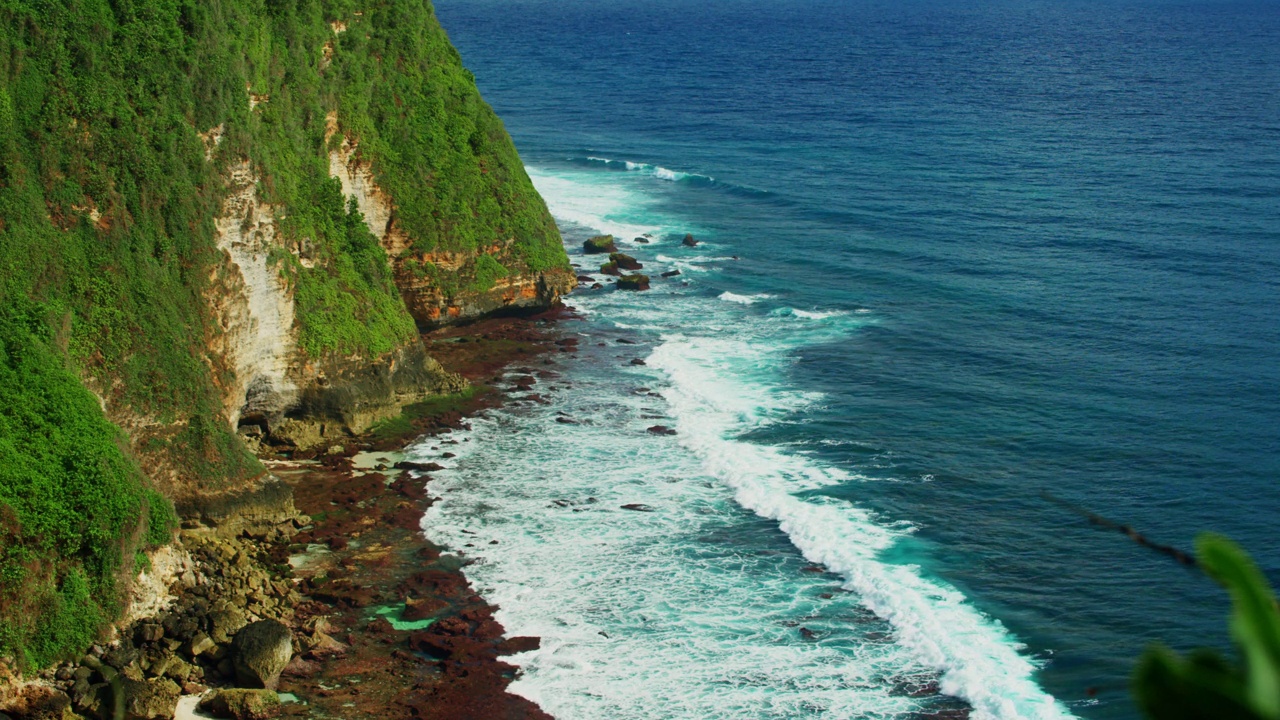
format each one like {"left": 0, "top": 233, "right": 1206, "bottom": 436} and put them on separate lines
{"left": 230, "top": 621, "right": 293, "bottom": 690}
{"left": 325, "top": 112, "right": 574, "bottom": 330}
{"left": 205, "top": 157, "right": 466, "bottom": 452}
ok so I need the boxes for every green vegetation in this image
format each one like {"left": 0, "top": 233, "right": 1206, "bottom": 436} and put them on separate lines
{"left": 0, "top": 314, "right": 168, "bottom": 669}
{"left": 0, "top": 0, "right": 564, "bottom": 669}
{"left": 1135, "top": 534, "right": 1280, "bottom": 720}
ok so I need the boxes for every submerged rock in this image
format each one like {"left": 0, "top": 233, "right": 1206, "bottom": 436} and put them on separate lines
{"left": 229, "top": 620, "right": 293, "bottom": 690}
{"left": 681, "top": 233, "right": 698, "bottom": 247}
{"left": 661, "top": 269, "right": 681, "bottom": 278}
{"left": 620, "top": 504, "right": 656, "bottom": 512}
{"left": 647, "top": 425, "right": 677, "bottom": 436}
{"left": 583, "top": 235, "right": 618, "bottom": 254}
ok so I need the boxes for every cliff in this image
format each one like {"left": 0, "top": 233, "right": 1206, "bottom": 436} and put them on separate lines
{"left": 0, "top": 0, "right": 570, "bottom": 671}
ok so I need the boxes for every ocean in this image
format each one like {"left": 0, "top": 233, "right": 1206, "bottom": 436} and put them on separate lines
{"left": 420, "top": 0, "right": 1280, "bottom": 718}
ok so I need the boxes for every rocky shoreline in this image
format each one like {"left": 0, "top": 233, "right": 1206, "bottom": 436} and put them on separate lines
{"left": 1, "top": 309, "right": 578, "bottom": 720}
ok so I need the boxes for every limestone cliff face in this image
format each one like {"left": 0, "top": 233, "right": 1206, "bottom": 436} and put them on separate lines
{"left": 206, "top": 159, "right": 464, "bottom": 451}
{"left": 327, "top": 114, "right": 575, "bottom": 329}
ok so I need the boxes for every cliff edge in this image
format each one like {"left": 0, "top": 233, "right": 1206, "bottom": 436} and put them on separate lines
{"left": 0, "top": 0, "right": 570, "bottom": 673}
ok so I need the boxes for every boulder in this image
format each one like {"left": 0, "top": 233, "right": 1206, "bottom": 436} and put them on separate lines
{"left": 599, "top": 261, "right": 621, "bottom": 276}
{"left": 583, "top": 235, "right": 617, "bottom": 254}
{"left": 394, "top": 460, "right": 445, "bottom": 472}
{"left": 608, "top": 253, "right": 642, "bottom": 270}
{"left": 661, "top": 269, "right": 681, "bottom": 278}
{"left": 633, "top": 236, "right": 650, "bottom": 244}
{"left": 682, "top": 233, "right": 698, "bottom": 247}
{"left": 120, "top": 677, "right": 181, "bottom": 720}
{"left": 229, "top": 620, "right": 293, "bottom": 690}
{"left": 198, "top": 689, "right": 281, "bottom": 720}
{"left": 647, "top": 425, "right": 677, "bottom": 436}
{"left": 616, "top": 274, "right": 650, "bottom": 291}
{"left": 209, "top": 606, "right": 248, "bottom": 644}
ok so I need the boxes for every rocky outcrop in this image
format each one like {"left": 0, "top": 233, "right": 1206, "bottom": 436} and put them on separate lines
{"left": 199, "top": 688, "right": 280, "bottom": 720}
{"left": 583, "top": 235, "right": 617, "bottom": 254}
{"left": 325, "top": 113, "right": 574, "bottom": 329}
{"left": 617, "top": 274, "right": 651, "bottom": 291}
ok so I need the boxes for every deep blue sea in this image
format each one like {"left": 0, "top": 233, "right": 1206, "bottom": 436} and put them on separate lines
{"left": 420, "top": 1, "right": 1280, "bottom": 718}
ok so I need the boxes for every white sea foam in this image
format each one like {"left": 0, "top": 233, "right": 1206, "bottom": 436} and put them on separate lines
{"left": 526, "top": 166, "right": 666, "bottom": 241}
{"left": 585, "top": 155, "right": 714, "bottom": 183}
{"left": 719, "top": 291, "right": 776, "bottom": 305}
{"left": 648, "top": 335, "right": 1076, "bottom": 720}
{"left": 780, "top": 307, "right": 850, "bottom": 320}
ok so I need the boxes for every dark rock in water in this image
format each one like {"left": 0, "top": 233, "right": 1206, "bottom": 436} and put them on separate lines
{"left": 799, "top": 627, "right": 817, "bottom": 640}
{"left": 801, "top": 565, "right": 825, "bottom": 573}
{"left": 609, "top": 252, "right": 643, "bottom": 270}
{"left": 633, "top": 236, "right": 650, "bottom": 244}
{"left": 617, "top": 273, "right": 650, "bottom": 291}
{"left": 441, "top": 451, "right": 456, "bottom": 459}
{"left": 647, "top": 425, "right": 677, "bottom": 436}
{"left": 591, "top": 283, "right": 604, "bottom": 289}
{"left": 630, "top": 358, "right": 647, "bottom": 366}
{"left": 576, "top": 275, "right": 595, "bottom": 283}
{"left": 395, "top": 461, "right": 445, "bottom": 472}
{"left": 682, "top": 233, "right": 698, "bottom": 247}
{"left": 555, "top": 337, "right": 579, "bottom": 347}
{"left": 199, "top": 688, "right": 280, "bottom": 720}
{"left": 599, "top": 261, "right": 621, "bottom": 276}
{"left": 583, "top": 235, "right": 618, "bottom": 254}
{"left": 617, "top": 338, "right": 637, "bottom": 344}
{"left": 661, "top": 269, "right": 681, "bottom": 278}
{"left": 497, "top": 636, "right": 541, "bottom": 655}
{"left": 230, "top": 620, "right": 293, "bottom": 690}
{"left": 555, "top": 416, "right": 578, "bottom": 424}
{"left": 621, "top": 504, "right": 656, "bottom": 512}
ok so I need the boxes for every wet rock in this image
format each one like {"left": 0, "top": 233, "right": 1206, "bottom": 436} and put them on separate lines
{"left": 583, "top": 235, "right": 618, "bottom": 254}
{"left": 621, "top": 504, "right": 656, "bottom": 512}
{"left": 633, "top": 236, "right": 650, "bottom": 244}
{"left": 616, "top": 274, "right": 650, "bottom": 291}
{"left": 394, "top": 460, "right": 445, "bottom": 472}
{"left": 496, "top": 636, "right": 541, "bottom": 655}
{"left": 661, "top": 269, "right": 681, "bottom": 278}
{"left": 682, "top": 233, "right": 699, "bottom": 247}
{"left": 630, "top": 358, "right": 647, "bottom": 366}
{"left": 404, "top": 596, "right": 448, "bottom": 621}
{"left": 609, "top": 253, "right": 643, "bottom": 271}
{"left": 199, "top": 688, "right": 281, "bottom": 720}
{"left": 647, "top": 425, "right": 677, "bottom": 436}
{"left": 799, "top": 627, "right": 817, "bottom": 640}
{"left": 229, "top": 620, "right": 293, "bottom": 690}
{"left": 599, "top": 261, "right": 621, "bottom": 276}
{"left": 576, "top": 275, "right": 595, "bottom": 283}
{"left": 555, "top": 416, "right": 578, "bottom": 424}
{"left": 120, "top": 676, "right": 180, "bottom": 719}
{"left": 616, "top": 338, "right": 637, "bottom": 344}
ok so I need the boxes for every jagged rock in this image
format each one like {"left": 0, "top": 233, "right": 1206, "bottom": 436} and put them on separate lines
{"left": 187, "top": 633, "right": 216, "bottom": 658}
{"left": 496, "top": 636, "right": 541, "bottom": 655}
{"left": 609, "top": 253, "right": 642, "bottom": 270}
{"left": 209, "top": 607, "right": 248, "bottom": 644}
{"left": 682, "top": 233, "right": 698, "bottom": 247}
{"left": 120, "top": 677, "right": 180, "bottom": 720}
{"left": 229, "top": 620, "right": 293, "bottom": 690}
{"left": 198, "top": 689, "right": 280, "bottom": 720}
{"left": 583, "top": 235, "right": 617, "bottom": 254}
{"left": 616, "top": 274, "right": 650, "bottom": 291}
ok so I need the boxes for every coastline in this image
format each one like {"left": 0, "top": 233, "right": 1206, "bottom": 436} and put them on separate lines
{"left": 2, "top": 308, "right": 578, "bottom": 720}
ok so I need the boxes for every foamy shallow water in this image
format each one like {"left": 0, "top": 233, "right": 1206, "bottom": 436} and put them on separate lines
{"left": 418, "top": 166, "right": 1075, "bottom": 720}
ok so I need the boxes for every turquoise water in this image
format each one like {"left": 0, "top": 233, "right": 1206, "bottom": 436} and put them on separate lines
{"left": 421, "top": 1, "right": 1280, "bottom": 717}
